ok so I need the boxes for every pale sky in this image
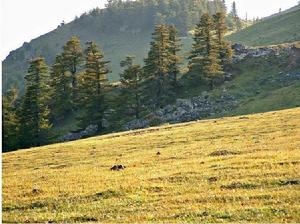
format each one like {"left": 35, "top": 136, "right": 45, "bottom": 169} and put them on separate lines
{"left": 1, "top": 0, "right": 299, "bottom": 60}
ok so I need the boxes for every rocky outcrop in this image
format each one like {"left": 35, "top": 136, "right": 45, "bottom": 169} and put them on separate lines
{"left": 123, "top": 92, "right": 238, "bottom": 130}
{"left": 288, "top": 44, "right": 300, "bottom": 68}
{"left": 232, "top": 43, "right": 292, "bottom": 63}
{"left": 123, "top": 119, "right": 150, "bottom": 131}
{"left": 60, "top": 124, "right": 98, "bottom": 142}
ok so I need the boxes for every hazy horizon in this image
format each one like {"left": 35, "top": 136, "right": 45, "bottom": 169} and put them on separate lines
{"left": 1, "top": 0, "right": 299, "bottom": 60}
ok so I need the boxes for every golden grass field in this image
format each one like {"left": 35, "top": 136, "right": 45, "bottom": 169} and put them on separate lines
{"left": 3, "top": 108, "right": 300, "bottom": 223}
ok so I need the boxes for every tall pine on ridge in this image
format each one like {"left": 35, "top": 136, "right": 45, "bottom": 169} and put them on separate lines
{"left": 168, "top": 25, "right": 181, "bottom": 91}
{"left": 2, "top": 86, "right": 19, "bottom": 151}
{"left": 78, "top": 41, "right": 110, "bottom": 132}
{"left": 120, "top": 56, "right": 144, "bottom": 119}
{"left": 213, "top": 12, "right": 233, "bottom": 67}
{"left": 19, "top": 57, "right": 52, "bottom": 148}
{"left": 144, "top": 24, "right": 171, "bottom": 109}
{"left": 189, "top": 13, "right": 223, "bottom": 90}
{"left": 50, "top": 55, "right": 72, "bottom": 122}
{"left": 62, "top": 36, "right": 83, "bottom": 110}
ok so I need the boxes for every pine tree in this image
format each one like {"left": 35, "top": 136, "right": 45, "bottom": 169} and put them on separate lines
{"left": 213, "top": 12, "right": 233, "bottom": 67}
{"left": 2, "top": 86, "right": 19, "bottom": 151}
{"left": 168, "top": 25, "right": 181, "bottom": 91}
{"left": 62, "top": 36, "right": 83, "bottom": 109}
{"left": 144, "top": 24, "right": 171, "bottom": 109}
{"left": 77, "top": 41, "right": 110, "bottom": 132}
{"left": 189, "top": 13, "right": 223, "bottom": 90}
{"left": 19, "top": 57, "right": 52, "bottom": 148}
{"left": 231, "top": 1, "right": 242, "bottom": 30}
{"left": 50, "top": 54, "right": 72, "bottom": 122}
{"left": 120, "top": 56, "right": 144, "bottom": 119}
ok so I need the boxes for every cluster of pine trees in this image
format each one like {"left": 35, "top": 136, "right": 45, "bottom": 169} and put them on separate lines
{"left": 87, "top": 0, "right": 228, "bottom": 35}
{"left": 3, "top": 12, "right": 232, "bottom": 152}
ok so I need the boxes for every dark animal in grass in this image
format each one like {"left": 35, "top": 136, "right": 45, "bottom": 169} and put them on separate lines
{"left": 157, "top": 151, "right": 161, "bottom": 155}
{"left": 111, "top": 165, "right": 126, "bottom": 171}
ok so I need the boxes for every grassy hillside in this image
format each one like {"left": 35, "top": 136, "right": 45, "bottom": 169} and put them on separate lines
{"left": 217, "top": 56, "right": 300, "bottom": 116}
{"left": 178, "top": 51, "right": 300, "bottom": 118}
{"left": 3, "top": 108, "right": 300, "bottom": 223}
{"left": 228, "top": 8, "right": 300, "bottom": 46}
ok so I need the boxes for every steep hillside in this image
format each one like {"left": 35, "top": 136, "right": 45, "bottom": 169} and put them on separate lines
{"left": 2, "top": 0, "right": 225, "bottom": 92}
{"left": 228, "top": 7, "right": 300, "bottom": 46}
{"left": 3, "top": 108, "right": 300, "bottom": 223}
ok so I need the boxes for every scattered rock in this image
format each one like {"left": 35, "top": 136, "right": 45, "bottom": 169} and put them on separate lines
{"left": 208, "top": 177, "right": 218, "bottom": 183}
{"left": 32, "top": 188, "right": 42, "bottom": 194}
{"left": 232, "top": 43, "right": 246, "bottom": 53}
{"left": 111, "top": 165, "right": 126, "bottom": 171}
{"left": 224, "top": 72, "right": 235, "bottom": 81}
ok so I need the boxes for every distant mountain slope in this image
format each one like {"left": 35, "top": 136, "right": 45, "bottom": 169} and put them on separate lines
{"left": 2, "top": 0, "right": 225, "bottom": 92}
{"left": 228, "top": 6, "right": 300, "bottom": 46}
{"left": 265, "top": 4, "right": 300, "bottom": 19}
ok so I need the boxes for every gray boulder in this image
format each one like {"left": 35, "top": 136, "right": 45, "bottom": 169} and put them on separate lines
{"left": 81, "top": 125, "right": 98, "bottom": 137}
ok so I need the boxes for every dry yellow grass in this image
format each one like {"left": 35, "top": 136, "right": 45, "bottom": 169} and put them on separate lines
{"left": 3, "top": 108, "right": 300, "bottom": 223}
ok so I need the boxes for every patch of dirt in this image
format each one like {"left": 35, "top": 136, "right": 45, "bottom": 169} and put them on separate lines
{"left": 209, "top": 150, "right": 239, "bottom": 157}
{"left": 146, "top": 186, "right": 163, "bottom": 193}
{"left": 49, "top": 164, "right": 67, "bottom": 169}
{"left": 207, "top": 177, "right": 218, "bottom": 183}
{"left": 85, "top": 190, "right": 123, "bottom": 201}
{"left": 221, "top": 182, "right": 257, "bottom": 190}
{"left": 279, "top": 179, "right": 300, "bottom": 186}
{"left": 71, "top": 216, "right": 98, "bottom": 222}
{"left": 239, "top": 116, "right": 250, "bottom": 120}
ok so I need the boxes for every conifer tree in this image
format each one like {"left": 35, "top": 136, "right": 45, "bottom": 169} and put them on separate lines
{"left": 77, "top": 41, "right": 110, "bottom": 132}
{"left": 168, "top": 25, "right": 181, "bottom": 90}
{"left": 62, "top": 36, "right": 83, "bottom": 109}
{"left": 189, "top": 13, "right": 223, "bottom": 90}
{"left": 120, "top": 56, "right": 144, "bottom": 119}
{"left": 50, "top": 54, "right": 72, "bottom": 122}
{"left": 19, "top": 57, "right": 52, "bottom": 148}
{"left": 144, "top": 24, "right": 170, "bottom": 109}
{"left": 231, "top": 1, "right": 242, "bottom": 30}
{"left": 213, "top": 12, "right": 233, "bottom": 67}
{"left": 2, "top": 86, "right": 19, "bottom": 151}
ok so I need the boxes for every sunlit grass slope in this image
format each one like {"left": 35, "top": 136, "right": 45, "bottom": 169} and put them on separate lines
{"left": 228, "top": 8, "right": 300, "bottom": 46}
{"left": 3, "top": 108, "right": 300, "bottom": 223}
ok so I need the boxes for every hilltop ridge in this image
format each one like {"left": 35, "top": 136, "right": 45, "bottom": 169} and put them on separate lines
{"left": 228, "top": 6, "right": 300, "bottom": 46}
